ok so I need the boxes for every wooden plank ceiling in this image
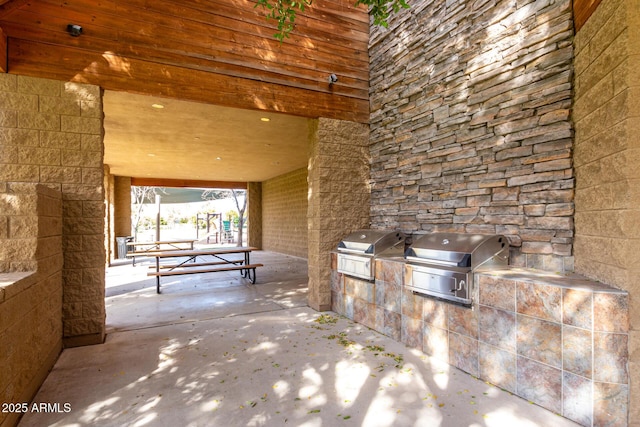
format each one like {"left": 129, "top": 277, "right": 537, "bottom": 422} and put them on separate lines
{"left": 0, "top": 0, "right": 370, "bottom": 123}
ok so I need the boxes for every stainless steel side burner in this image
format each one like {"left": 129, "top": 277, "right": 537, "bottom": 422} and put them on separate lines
{"left": 337, "top": 229, "right": 406, "bottom": 280}
{"left": 404, "top": 233, "right": 509, "bottom": 306}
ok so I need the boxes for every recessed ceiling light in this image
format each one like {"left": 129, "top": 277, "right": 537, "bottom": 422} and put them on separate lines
{"left": 151, "top": 103, "right": 164, "bottom": 109}
{"left": 216, "top": 157, "right": 222, "bottom": 160}
{"left": 147, "top": 153, "right": 155, "bottom": 157}
{"left": 260, "top": 117, "right": 270, "bottom": 122}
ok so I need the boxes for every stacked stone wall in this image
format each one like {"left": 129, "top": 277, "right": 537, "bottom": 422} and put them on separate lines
{"left": 369, "top": 0, "right": 575, "bottom": 272}
{"left": 0, "top": 74, "right": 105, "bottom": 347}
{"left": 0, "top": 183, "right": 63, "bottom": 427}
{"left": 262, "top": 168, "right": 308, "bottom": 258}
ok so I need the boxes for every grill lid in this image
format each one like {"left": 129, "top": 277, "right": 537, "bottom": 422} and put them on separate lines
{"left": 405, "top": 232, "right": 509, "bottom": 269}
{"left": 338, "top": 229, "right": 406, "bottom": 255}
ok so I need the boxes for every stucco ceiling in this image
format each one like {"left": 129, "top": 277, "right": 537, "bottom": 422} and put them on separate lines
{"left": 103, "top": 91, "right": 312, "bottom": 183}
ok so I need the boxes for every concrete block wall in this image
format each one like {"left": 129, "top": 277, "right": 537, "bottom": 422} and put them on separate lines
{"left": 308, "top": 118, "right": 370, "bottom": 311}
{"left": 0, "top": 74, "right": 105, "bottom": 347}
{"left": 262, "top": 168, "right": 308, "bottom": 258}
{"left": 573, "top": 0, "right": 640, "bottom": 422}
{"left": 369, "top": 0, "right": 575, "bottom": 273}
{"left": 0, "top": 183, "right": 63, "bottom": 427}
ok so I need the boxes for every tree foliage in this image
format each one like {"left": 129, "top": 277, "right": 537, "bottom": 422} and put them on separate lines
{"left": 131, "top": 186, "right": 166, "bottom": 239}
{"left": 359, "top": 0, "right": 410, "bottom": 28}
{"left": 255, "top": 0, "right": 409, "bottom": 40}
{"left": 255, "top": 0, "right": 313, "bottom": 42}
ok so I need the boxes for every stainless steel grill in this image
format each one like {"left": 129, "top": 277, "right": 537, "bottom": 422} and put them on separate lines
{"left": 337, "top": 229, "right": 406, "bottom": 280}
{"left": 404, "top": 233, "right": 509, "bottom": 306}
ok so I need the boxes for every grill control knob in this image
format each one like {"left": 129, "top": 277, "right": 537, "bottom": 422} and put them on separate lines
{"left": 442, "top": 239, "right": 449, "bottom": 245}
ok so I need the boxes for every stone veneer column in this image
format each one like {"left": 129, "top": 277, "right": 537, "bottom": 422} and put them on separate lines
{"left": 307, "top": 118, "right": 370, "bottom": 311}
{"left": 0, "top": 74, "right": 105, "bottom": 347}
{"left": 247, "top": 182, "right": 262, "bottom": 249}
{"left": 573, "top": 0, "right": 639, "bottom": 422}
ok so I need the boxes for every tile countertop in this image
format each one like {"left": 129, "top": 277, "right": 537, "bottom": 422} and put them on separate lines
{"left": 476, "top": 266, "right": 627, "bottom": 294}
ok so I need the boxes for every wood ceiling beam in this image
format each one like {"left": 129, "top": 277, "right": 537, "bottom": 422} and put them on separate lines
{"left": 574, "top": 0, "right": 603, "bottom": 32}
{"left": 131, "top": 177, "right": 247, "bottom": 189}
{"left": 0, "top": 0, "right": 28, "bottom": 19}
{"left": 8, "top": 39, "right": 369, "bottom": 123}
{"left": 0, "top": 27, "right": 5, "bottom": 72}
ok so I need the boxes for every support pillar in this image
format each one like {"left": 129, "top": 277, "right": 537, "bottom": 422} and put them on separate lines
{"left": 307, "top": 118, "right": 370, "bottom": 311}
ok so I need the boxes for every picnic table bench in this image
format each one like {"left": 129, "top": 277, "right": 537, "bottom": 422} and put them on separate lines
{"left": 126, "top": 239, "right": 197, "bottom": 266}
{"left": 147, "top": 247, "right": 263, "bottom": 293}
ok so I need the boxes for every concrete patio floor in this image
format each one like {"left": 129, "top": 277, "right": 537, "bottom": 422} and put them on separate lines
{"left": 18, "top": 251, "right": 579, "bottom": 427}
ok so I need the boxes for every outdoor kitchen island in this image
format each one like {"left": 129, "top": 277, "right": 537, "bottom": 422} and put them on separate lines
{"left": 331, "top": 235, "right": 629, "bottom": 427}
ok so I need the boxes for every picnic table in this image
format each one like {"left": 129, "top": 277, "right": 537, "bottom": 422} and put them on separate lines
{"left": 126, "top": 239, "right": 197, "bottom": 266}
{"left": 147, "top": 247, "right": 263, "bottom": 293}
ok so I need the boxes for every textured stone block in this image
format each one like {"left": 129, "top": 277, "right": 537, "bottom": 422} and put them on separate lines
{"left": 39, "top": 96, "right": 81, "bottom": 116}
{"left": 18, "top": 111, "right": 61, "bottom": 131}
{"left": 0, "top": 128, "right": 40, "bottom": 147}
{"left": 0, "top": 164, "right": 39, "bottom": 182}
{"left": 18, "top": 76, "right": 61, "bottom": 96}
{"left": 0, "top": 92, "right": 38, "bottom": 112}
{"left": 18, "top": 147, "right": 61, "bottom": 165}
{"left": 40, "top": 131, "right": 81, "bottom": 150}
{"left": 60, "top": 116, "right": 102, "bottom": 135}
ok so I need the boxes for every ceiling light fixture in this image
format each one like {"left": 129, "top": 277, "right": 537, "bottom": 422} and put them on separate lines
{"left": 151, "top": 103, "right": 164, "bottom": 109}
{"left": 260, "top": 117, "right": 270, "bottom": 122}
{"left": 67, "top": 24, "right": 83, "bottom": 37}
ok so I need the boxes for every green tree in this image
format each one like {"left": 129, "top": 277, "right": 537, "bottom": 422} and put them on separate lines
{"left": 131, "top": 186, "right": 166, "bottom": 240}
{"left": 255, "top": 0, "right": 409, "bottom": 40}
